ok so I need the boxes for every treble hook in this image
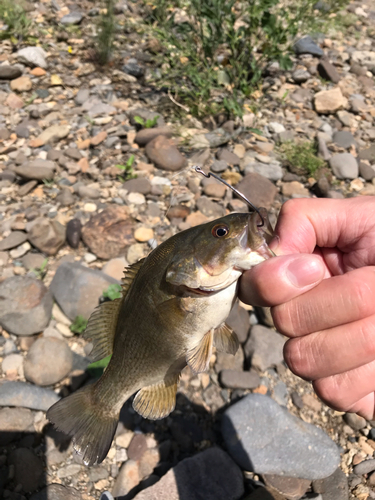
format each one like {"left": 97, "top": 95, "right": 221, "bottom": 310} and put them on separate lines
{"left": 194, "top": 166, "right": 265, "bottom": 228}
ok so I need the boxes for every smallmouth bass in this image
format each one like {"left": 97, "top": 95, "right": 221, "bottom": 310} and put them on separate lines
{"left": 47, "top": 209, "right": 274, "bottom": 466}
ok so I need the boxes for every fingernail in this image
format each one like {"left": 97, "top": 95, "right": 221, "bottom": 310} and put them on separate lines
{"left": 286, "top": 255, "right": 324, "bottom": 288}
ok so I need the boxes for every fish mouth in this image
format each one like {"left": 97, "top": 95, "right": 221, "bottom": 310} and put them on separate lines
{"left": 185, "top": 286, "right": 216, "bottom": 296}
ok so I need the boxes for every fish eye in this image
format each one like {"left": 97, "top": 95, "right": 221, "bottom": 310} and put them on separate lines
{"left": 212, "top": 224, "right": 229, "bottom": 238}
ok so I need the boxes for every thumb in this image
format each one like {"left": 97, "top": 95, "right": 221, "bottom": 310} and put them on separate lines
{"left": 239, "top": 253, "right": 327, "bottom": 307}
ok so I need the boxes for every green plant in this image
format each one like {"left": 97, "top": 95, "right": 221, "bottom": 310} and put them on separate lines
{"left": 0, "top": 0, "right": 33, "bottom": 43}
{"left": 143, "top": 0, "right": 349, "bottom": 118}
{"left": 133, "top": 115, "right": 159, "bottom": 128}
{"left": 95, "top": 0, "right": 116, "bottom": 65}
{"left": 280, "top": 141, "right": 325, "bottom": 177}
{"left": 102, "top": 283, "right": 122, "bottom": 301}
{"left": 31, "top": 258, "right": 48, "bottom": 280}
{"left": 116, "top": 155, "right": 137, "bottom": 180}
{"left": 87, "top": 355, "right": 112, "bottom": 377}
{"left": 70, "top": 315, "right": 88, "bottom": 334}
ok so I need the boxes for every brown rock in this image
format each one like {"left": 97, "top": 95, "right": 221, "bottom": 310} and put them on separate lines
{"left": 134, "top": 127, "right": 173, "bottom": 146}
{"left": 235, "top": 173, "right": 277, "bottom": 209}
{"left": 32, "top": 124, "right": 70, "bottom": 146}
{"left": 90, "top": 130, "right": 107, "bottom": 146}
{"left": 112, "top": 460, "right": 140, "bottom": 498}
{"left": 281, "top": 181, "right": 309, "bottom": 197}
{"left": 166, "top": 205, "right": 190, "bottom": 220}
{"left": 314, "top": 87, "right": 347, "bottom": 114}
{"left": 220, "top": 369, "right": 260, "bottom": 390}
{"left": 145, "top": 135, "right": 187, "bottom": 171}
{"left": 82, "top": 206, "right": 135, "bottom": 259}
{"left": 5, "top": 93, "right": 24, "bottom": 109}
{"left": 128, "top": 433, "right": 148, "bottom": 461}
{"left": 202, "top": 177, "right": 227, "bottom": 198}
{"left": 102, "top": 257, "right": 128, "bottom": 280}
{"left": 30, "top": 67, "right": 46, "bottom": 76}
{"left": 0, "top": 231, "right": 28, "bottom": 251}
{"left": 317, "top": 60, "right": 340, "bottom": 83}
{"left": 302, "top": 393, "right": 322, "bottom": 412}
{"left": 185, "top": 211, "right": 209, "bottom": 227}
{"left": 10, "top": 76, "right": 32, "bottom": 92}
{"left": 263, "top": 475, "right": 311, "bottom": 500}
{"left": 123, "top": 177, "right": 151, "bottom": 194}
{"left": 27, "top": 217, "right": 66, "bottom": 255}
{"left": 134, "top": 227, "right": 154, "bottom": 242}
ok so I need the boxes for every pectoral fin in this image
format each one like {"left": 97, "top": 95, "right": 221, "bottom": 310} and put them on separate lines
{"left": 83, "top": 299, "right": 121, "bottom": 362}
{"left": 133, "top": 374, "right": 180, "bottom": 420}
{"left": 186, "top": 329, "right": 214, "bottom": 373}
{"left": 214, "top": 323, "right": 239, "bottom": 355}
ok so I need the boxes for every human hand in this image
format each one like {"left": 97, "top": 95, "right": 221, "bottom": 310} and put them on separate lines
{"left": 240, "top": 197, "right": 375, "bottom": 420}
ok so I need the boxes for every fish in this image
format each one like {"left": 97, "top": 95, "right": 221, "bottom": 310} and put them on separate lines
{"left": 47, "top": 208, "right": 274, "bottom": 466}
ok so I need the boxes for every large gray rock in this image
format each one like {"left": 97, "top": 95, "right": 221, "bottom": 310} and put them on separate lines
{"left": 17, "top": 46, "right": 48, "bottom": 69}
{"left": 0, "top": 407, "right": 34, "bottom": 445}
{"left": 50, "top": 261, "right": 119, "bottom": 320}
{"left": 24, "top": 337, "right": 73, "bottom": 386}
{"left": 0, "top": 231, "right": 28, "bottom": 251}
{"left": 294, "top": 36, "right": 324, "bottom": 57}
{"left": 329, "top": 153, "right": 358, "bottom": 179}
{"left": 235, "top": 173, "right": 277, "bottom": 210}
{"left": 27, "top": 217, "right": 66, "bottom": 255}
{"left": 222, "top": 394, "right": 340, "bottom": 480}
{"left": 0, "top": 65, "right": 22, "bottom": 80}
{"left": 0, "top": 381, "right": 59, "bottom": 410}
{"left": 15, "top": 159, "right": 55, "bottom": 181}
{"left": 0, "top": 276, "right": 53, "bottom": 335}
{"left": 132, "top": 447, "right": 244, "bottom": 500}
{"left": 244, "top": 325, "right": 285, "bottom": 371}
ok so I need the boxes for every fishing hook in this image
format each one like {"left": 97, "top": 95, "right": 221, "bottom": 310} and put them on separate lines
{"left": 194, "top": 166, "right": 265, "bottom": 227}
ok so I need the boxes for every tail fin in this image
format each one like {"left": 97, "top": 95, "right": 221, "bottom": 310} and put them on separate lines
{"left": 47, "top": 385, "right": 118, "bottom": 466}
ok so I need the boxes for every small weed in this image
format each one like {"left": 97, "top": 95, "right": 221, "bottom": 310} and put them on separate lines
{"left": 87, "top": 355, "right": 112, "bottom": 377}
{"left": 70, "top": 315, "right": 88, "bottom": 335}
{"left": 95, "top": 0, "right": 116, "bottom": 65}
{"left": 280, "top": 141, "right": 325, "bottom": 177}
{"left": 42, "top": 178, "right": 54, "bottom": 187}
{"left": 0, "top": 0, "right": 33, "bottom": 43}
{"left": 133, "top": 115, "right": 159, "bottom": 128}
{"left": 25, "top": 93, "right": 38, "bottom": 106}
{"left": 31, "top": 258, "right": 48, "bottom": 280}
{"left": 102, "top": 283, "right": 122, "bottom": 301}
{"left": 116, "top": 155, "right": 137, "bottom": 181}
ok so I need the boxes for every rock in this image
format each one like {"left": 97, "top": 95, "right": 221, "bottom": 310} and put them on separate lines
{"left": 132, "top": 447, "right": 244, "bottom": 500}
{"left": 337, "top": 111, "right": 355, "bottom": 128}
{"left": 5, "top": 92, "right": 23, "bottom": 109}
{"left": 90, "top": 130, "right": 107, "bottom": 146}
{"left": 215, "top": 347, "right": 244, "bottom": 373}
{"left": 282, "top": 181, "right": 309, "bottom": 197}
{"left": 222, "top": 394, "right": 340, "bottom": 479}
{"left": 57, "top": 463, "right": 82, "bottom": 479}
{"left": 329, "top": 153, "right": 358, "bottom": 180}
{"left": 314, "top": 88, "right": 347, "bottom": 114}
{"left": 235, "top": 173, "right": 278, "bottom": 209}
{"left": 16, "top": 123, "right": 30, "bottom": 138}
{"left": 24, "top": 337, "right": 73, "bottom": 386}
{"left": 10, "top": 76, "right": 32, "bottom": 92}
{"left": 211, "top": 159, "right": 228, "bottom": 173}
{"left": 75, "top": 88, "right": 90, "bottom": 105}
{"left": 30, "top": 484, "right": 82, "bottom": 500}
{"left": 353, "top": 459, "right": 375, "bottom": 475}
{"left": 0, "top": 65, "right": 22, "bottom": 80}
{"left": 50, "top": 261, "right": 119, "bottom": 320}
{"left": 66, "top": 218, "right": 82, "bottom": 249}
{"left": 56, "top": 187, "right": 75, "bottom": 206}
{"left": 332, "top": 131, "right": 356, "bottom": 149}
{"left": 196, "top": 196, "right": 226, "bottom": 218}
{"left": 244, "top": 162, "right": 283, "bottom": 182}
{"left": 145, "top": 135, "right": 187, "bottom": 171}
{"left": 32, "top": 124, "right": 70, "bottom": 146}
{"left": 263, "top": 475, "right": 311, "bottom": 500}
{"left": 359, "top": 162, "right": 375, "bottom": 181}
{"left": 312, "top": 467, "right": 348, "bottom": 500}
{"left": 134, "top": 127, "right": 173, "bottom": 146}
{"left": 0, "top": 381, "right": 59, "bottom": 410}
{"left": 224, "top": 303, "right": 249, "bottom": 344}
{"left": 359, "top": 145, "right": 375, "bottom": 163}
{"left": 15, "top": 159, "right": 55, "bottom": 181}
{"left": 78, "top": 185, "right": 101, "bottom": 199}
{"left": 112, "top": 459, "right": 140, "bottom": 497}
{"left": 0, "top": 276, "right": 52, "bottom": 335}
{"left": 17, "top": 46, "right": 48, "bottom": 69}
{"left": 202, "top": 177, "right": 227, "bottom": 198}
{"left": 317, "top": 60, "right": 340, "bottom": 83}
{"left": 244, "top": 325, "right": 285, "bottom": 371}
{"left": 61, "top": 12, "right": 83, "bottom": 24}
{"left": 220, "top": 369, "right": 260, "bottom": 389}
{"left": 123, "top": 178, "right": 151, "bottom": 194}
{"left": 19, "top": 180, "right": 38, "bottom": 196}
{"left": 128, "top": 433, "right": 148, "bottom": 461}
{"left": 27, "top": 217, "right": 66, "bottom": 255}
{"left": 268, "top": 122, "right": 286, "bottom": 134}
{"left": 82, "top": 206, "right": 135, "bottom": 259}
{"left": 343, "top": 412, "right": 367, "bottom": 430}
{"left": 351, "top": 51, "right": 375, "bottom": 71}
{"left": 2, "top": 353, "right": 23, "bottom": 376}
{"left": 217, "top": 148, "right": 241, "bottom": 165}
{"left": 294, "top": 36, "right": 324, "bottom": 56}
{"left": 0, "top": 408, "right": 34, "bottom": 445}
{"left": 123, "top": 58, "right": 144, "bottom": 78}
{"left": 0, "top": 231, "right": 28, "bottom": 251}
{"left": 292, "top": 69, "right": 311, "bottom": 83}
{"left": 134, "top": 227, "right": 154, "bottom": 242}
{"left": 9, "top": 448, "right": 43, "bottom": 493}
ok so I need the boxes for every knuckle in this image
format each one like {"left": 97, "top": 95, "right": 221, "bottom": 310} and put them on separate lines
{"left": 272, "top": 302, "right": 301, "bottom": 337}
{"left": 284, "top": 337, "right": 316, "bottom": 380}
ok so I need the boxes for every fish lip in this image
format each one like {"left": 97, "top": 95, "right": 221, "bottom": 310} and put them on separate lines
{"left": 184, "top": 286, "right": 216, "bottom": 296}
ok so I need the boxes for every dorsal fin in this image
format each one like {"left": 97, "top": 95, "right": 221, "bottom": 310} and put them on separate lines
{"left": 83, "top": 299, "right": 121, "bottom": 362}
{"left": 121, "top": 258, "right": 145, "bottom": 296}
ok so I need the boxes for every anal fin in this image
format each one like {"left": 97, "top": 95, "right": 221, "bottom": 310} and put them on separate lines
{"left": 214, "top": 323, "right": 239, "bottom": 355}
{"left": 83, "top": 299, "right": 121, "bottom": 362}
{"left": 133, "top": 374, "right": 180, "bottom": 420}
{"left": 186, "top": 329, "right": 213, "bottom": 373}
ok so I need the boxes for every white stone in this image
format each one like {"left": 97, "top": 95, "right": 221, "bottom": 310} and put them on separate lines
{"left": 127, "top": 192, "right": 145, "bottom": 205}
{"left": 17, "top": 47, "right": 48, "bottom": 69}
